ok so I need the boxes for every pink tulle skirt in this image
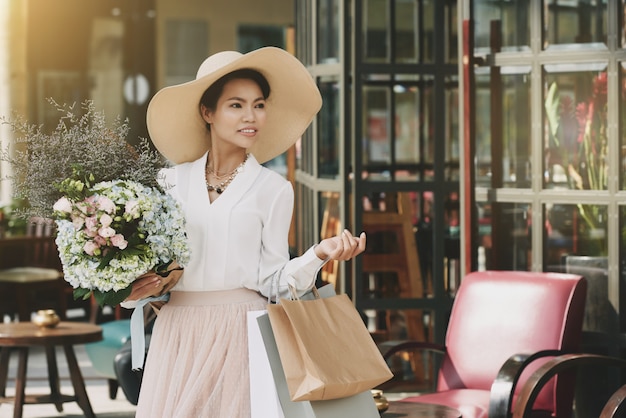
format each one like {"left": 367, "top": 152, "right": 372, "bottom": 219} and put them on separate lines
{"left": 135, "top": 288, "right": 267, "bottom": 418}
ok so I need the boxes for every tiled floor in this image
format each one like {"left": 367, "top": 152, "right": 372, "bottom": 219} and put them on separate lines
{"left": 1, "top": 344, "right": 136, "bottom": 418}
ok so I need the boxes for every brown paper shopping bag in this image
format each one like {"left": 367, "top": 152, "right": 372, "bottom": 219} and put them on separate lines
{"left": 267, "top": 289, "right": 393, "bottom": 402}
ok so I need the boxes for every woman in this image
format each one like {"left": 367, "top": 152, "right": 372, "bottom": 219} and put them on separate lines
{"left": 125, "top": 47, "right": 366, "bottom": 417}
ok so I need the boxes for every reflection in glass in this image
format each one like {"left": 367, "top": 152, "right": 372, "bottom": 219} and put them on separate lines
{"left": 395, "top": 0, "right": 418, "bottom": 63}
{"left": 443, "top": 191, "right": 461, "bottom": 294}
{"left": 445, "top": 76, "right": 460, "bottom": 181}
{"left": 364, "top": 0, "right": 389, "bottom": 62}
{"left": 475, "top": 73, "right": 492, "bottom": 186}
{"left": 318, "top": 79, "right": 340, "bottom": 178}
{"left": 623, "top": 0, "right": 626, "bottom": 47}
{"left": 394, "top": 85, "right": 420, "bottom": 164}
{"left": 476, "top": 202, "right": 531, "bottom": 271}
{"left": 363, "top": 86, "right": 391, "bottom": 167}
{"left": 621, "top": 63, "right": 626, "bottom": 189}
{"left": 445, "top": 0, "right": 458, "bottom": 64}
{"left": 361, "top": 191, "right": 440, "bottom": 297}
{"left": 317, "top": 0, "right": 340, "bottom": 63}
{"left": 545, "top": 203, "right": 607, "bottom": 266}
{"left": 502, "top": 72, "right": 531, "bottom": 187}
{"left": 319, "top": 191, "right": 341, "bottom": 287}
{"left": 544, "top": 68, "right": 608, "bottom": 191}
{"left": 422, "top": 77, "right": 435, "bottom": 180}
{"left": 544, "top": 0, "right": 607, "bottom": 48}
{"left": 474, "top": 70, "right": 532, "bottom": 188}
{"left": 373, "top": 309, "right": 435, "bottom": 391}
{"left": 363, "top": 78, "right": 436, "bottom": 181}
{"left": 473, "top": 0, "right": 530, "bottom": 51}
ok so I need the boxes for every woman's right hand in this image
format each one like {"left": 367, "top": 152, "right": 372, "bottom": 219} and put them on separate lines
{"left": 124, "top": 265, "right": 184, "bottom": 301}
{"left": 125, "top": 273, "right": 163, "bottom": 301}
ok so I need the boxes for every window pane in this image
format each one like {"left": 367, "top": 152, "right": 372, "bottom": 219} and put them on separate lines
{"left": 317, "top": 0, "right": 340, "bottom": 63}
{"left": 363, "top": 85, "right": 391, "bottom": 173}
{"left": 394, "top": 85, "right": 419, "bottom": 164}
{"left": 621, "top": 62, "right": 626, "bottom": 190}
{"left": 318, "top": 79, "right": 340, "bottom": 178}
{"left": 544, "top": 67, "right": 608, "bottom": 191}
{"left": 503, "top": 71, "right": 531, "bottom": 187}
{"left": 362, "top": 191, "right": 429, "bottom": 296}
{"left": 622, "top": 0, "right": 626, "bottom": 48}
{"left": 476, "top": 202, "right": 531, "bottom": 271}
{"left": 445, "top": 76, "right": 460, "bottom": 181}
{"left": 545, "top": 203, "right": 608, "bottom": 267}
{"left": 375, "top": 309, "right": 435, "bottom": 391}
{"left": 444, "top": 191, "right": 461, "bottom": 295}
{"left": 422, "top": 0, "right": 435, "bottom": 63}
{"left": 445, "top": 1, "right": 458, "bottom": 64}
{"left": 544, "top": 0, "right": 607, "bottom": 49}
{"left": 364, "top": 0, "right": 389, "bottom": 62}
{"left": 395, "top": 0, "right": 418, "bottom": 63}
{"left": 475, "top": 73, "right": 492, "bottom": 187}
{"left": 474, "top": 0, "right": 530, "bottom": 51}
{"left": 319, "top": 191, "right": 342, "bottom": 286}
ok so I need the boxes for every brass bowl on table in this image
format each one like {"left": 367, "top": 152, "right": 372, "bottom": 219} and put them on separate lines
{"left": 32, "top": 309, "right": 61, "bottom": 328}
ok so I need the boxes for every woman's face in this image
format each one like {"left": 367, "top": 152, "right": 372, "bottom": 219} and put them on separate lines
{"left": 201, "top": 78, "right": 267, "bottom": 151}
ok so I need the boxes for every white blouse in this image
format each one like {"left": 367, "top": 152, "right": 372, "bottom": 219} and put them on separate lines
{"left": 160, "top": 151, "right": 325, "bottom": 298}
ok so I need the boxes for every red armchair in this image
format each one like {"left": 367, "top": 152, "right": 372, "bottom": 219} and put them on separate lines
{"left": 381, "top": 271, "right": 587, "bottom": 418}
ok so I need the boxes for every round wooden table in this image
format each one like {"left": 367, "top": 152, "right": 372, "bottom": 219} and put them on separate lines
{"left": 383, "top": 400, "right": 462, "bottom": 418}
{"left": 0, "top": 321, "right": 102, "bottom": 418}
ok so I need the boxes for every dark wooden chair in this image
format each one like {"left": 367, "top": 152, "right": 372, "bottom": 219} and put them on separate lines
{"left": 512, "top": 353, "right": 626, "bottom": 418}
{"left": 0, "top": 218, "right": 69, "bottom": 321}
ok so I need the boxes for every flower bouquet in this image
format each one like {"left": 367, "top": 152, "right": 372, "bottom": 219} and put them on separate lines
{"left": 1, "top": 100, "right": 190, "bottom": 306}
{"left": 53, "top": 173, "right": 190, "bottom": 306}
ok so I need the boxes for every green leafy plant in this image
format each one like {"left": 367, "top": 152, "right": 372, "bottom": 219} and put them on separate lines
{"left": 544, "top": 72, "right": 608, "bottom": 243}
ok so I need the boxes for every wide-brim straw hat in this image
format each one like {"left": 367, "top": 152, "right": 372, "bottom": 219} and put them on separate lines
{"left": 147, "top": 47, "right": 322, "bottom": 164}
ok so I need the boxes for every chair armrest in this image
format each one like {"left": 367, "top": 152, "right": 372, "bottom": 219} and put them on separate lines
{"left": 379, "top": 340, "right": 446, "bottom": 360}
{"left": 489, "top": 349, "right": 564, "bottom": 418}
{"left": 600, "top": 384, "right": 626, "bottom": 418}
{"left": 512, "top": 353, "right": 626, "bottom": 418}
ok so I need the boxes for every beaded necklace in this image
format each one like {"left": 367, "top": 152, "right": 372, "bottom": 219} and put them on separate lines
{"left": 205, "top": 153, "right": 249, "bottom": 194}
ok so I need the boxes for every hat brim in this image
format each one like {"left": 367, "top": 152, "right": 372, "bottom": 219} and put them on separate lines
{"left": 146, "top": 47, "right": 322, "bottom": 164}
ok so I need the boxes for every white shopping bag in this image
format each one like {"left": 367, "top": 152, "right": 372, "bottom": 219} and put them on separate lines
{"left": 248, "top": 309, "right": 285, "bottom": 418}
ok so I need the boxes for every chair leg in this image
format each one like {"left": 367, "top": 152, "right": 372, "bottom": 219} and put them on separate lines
{"left": 108, "top": 379, "right": 119, "bottom": 399}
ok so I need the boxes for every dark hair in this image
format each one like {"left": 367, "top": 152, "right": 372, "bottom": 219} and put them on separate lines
{"left": 200, "top": 68, "right": 270, "bottom": 113}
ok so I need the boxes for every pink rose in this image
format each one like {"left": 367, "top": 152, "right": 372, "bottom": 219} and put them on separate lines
{"left": 53, "top": 197, "right": 72, "bottom": 213}
{"left": 97, "top": 196, "right": 116, "bottom": 214}
{"left": 110, "top": 234, "right": 128, "bottom": 250}
{"left": 98, "top": 226, "right": 116, "bottom": 238}
{"left": 85, "top": 216, "right": 98, "bottom": 231}
{"left": 83, "top": 241, "right": 99, "bottom": 256}
{"left": 94, "top": 235, "right": 107, "bottom": 246}
{"left": 100, "top": 213, "right": 113, "bottom": 227}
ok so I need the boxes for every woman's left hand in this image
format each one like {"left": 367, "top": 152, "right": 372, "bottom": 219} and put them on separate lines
{"left": 314, "top": 229, "right": 366, "bottom": 261}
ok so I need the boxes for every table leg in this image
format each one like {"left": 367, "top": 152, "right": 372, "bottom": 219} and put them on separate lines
{"left": 45, "top": 346, "right": 63, "bottom": 412}
{"left": 13, "top": 347, "right": 28, "bottom": 418}
{"left": 0, "top": 347, "right": 9, "bottom": 397}
{"left": 63, "top": 344, "right": 95, "bottom": 418}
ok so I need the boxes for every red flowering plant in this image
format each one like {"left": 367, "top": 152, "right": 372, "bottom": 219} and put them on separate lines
{"left": 544, "top": 71, "right": 608, "bottom": 248}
